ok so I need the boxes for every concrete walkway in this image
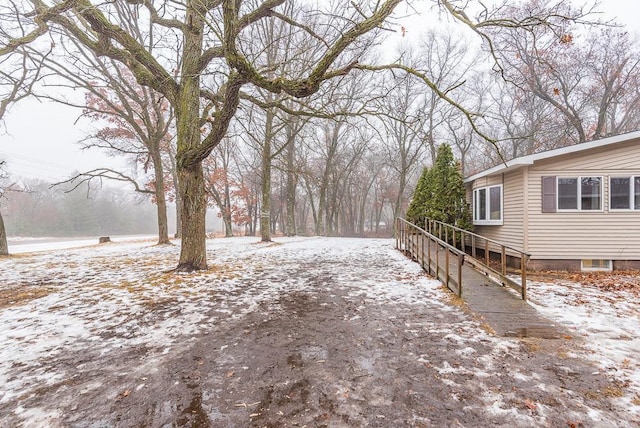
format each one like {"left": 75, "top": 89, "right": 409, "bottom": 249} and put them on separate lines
{"left": 409, "top": 238, "right": 564, "bottom": 338}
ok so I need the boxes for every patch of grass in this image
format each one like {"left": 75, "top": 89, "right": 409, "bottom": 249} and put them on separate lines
{"left": 39, "top": 260, "right": 79, "bottom": 270}
{"left": 480, "top": 322, "right": 496, "bottom": 335}
{"left": 253, "top": 241, "right": 282, "bottom": 247}
{"left": 439, "top": 285, "right": 464, "bottom": 306}
{"left": 585, "top": 382, "right": 626, "bottom": 399}
{"left": 5, "top": 253, "right": 31, "bottom": 259}
{"left": 521, "top": 338, "right": 541, "bottom": 352}
{"left": 0, "top": 286, "right": 56, "bottom": 309}
{"left": 144, "top": 263, "right": 242, "bottom": 287}
{"left": 140, "top": 297, "right": 179, "bottom": 309}
{"left": 601, "top": 384, "right": 625, "bottom": 398}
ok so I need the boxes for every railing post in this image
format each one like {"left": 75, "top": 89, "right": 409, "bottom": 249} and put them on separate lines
{"left": 485, "top": 239, "right": 490, "bottom": 266}
{"left": 420, "top": 231, "right": 425, "bottom": 269}
{"left": 521, "top": 255, "right": 528, "bottom": 301}
{"left": 501, "top": 245, "right": 507, "bottom": 276}
{"left": 445, "top": 226, "right": 449, "bottom": 245}
{"left": 457, "top": 254, "right": 463, "bottom": 297}
{"left": 445, "top": 247, "right": 450, "bottom": 290}
{"left": 452, "top": 229, "right": 457, "bottom": 249}
{"left": 427, "top": 234, "right": 432, "bottom": 275}
{"left": 472, "top": 235, "right": 476, "bottom": 259}
{"left": 403, "top": 221, "right": 407, "bottom": 252}
{"left": 435, "top": 240, "right": 440, "bottom": 281}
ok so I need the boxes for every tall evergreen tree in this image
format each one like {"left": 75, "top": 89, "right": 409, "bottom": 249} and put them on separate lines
{"left": 406, "top": 144, "right": 471, "bottom": 230}
{"left": 406, "top": 166, "right": 431, "bottom": 226}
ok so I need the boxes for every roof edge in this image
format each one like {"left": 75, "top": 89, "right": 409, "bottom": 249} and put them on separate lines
{"left": 464, "top": 130, "right": 640, "bottom": 183}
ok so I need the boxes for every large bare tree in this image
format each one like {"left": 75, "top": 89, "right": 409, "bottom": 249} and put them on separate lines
{"left": 1, "top": 0, "right": 403, "bottom": 270}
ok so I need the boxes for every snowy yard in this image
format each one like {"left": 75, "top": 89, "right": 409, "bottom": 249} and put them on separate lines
{"left": 0, "top": 236, "right": 638, "bottom": 426}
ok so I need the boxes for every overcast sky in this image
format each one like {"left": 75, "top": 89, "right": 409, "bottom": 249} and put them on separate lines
{"left": 1, "top": 0, "right": 638, "bottom": 182}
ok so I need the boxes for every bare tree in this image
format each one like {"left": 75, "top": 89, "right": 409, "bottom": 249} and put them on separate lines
{"left": 47, "top": 55, "right": 177, "bottom": 246}
{"left": 2, "top": 0, "right": 406, "bottom": 270}
{"left": 477, "top": 1, "right": 638, "bottom": 144}
{"left": 0, "top": 160, "right": 12, "bottom": 255}
{"left": 0, "top": 0, "right": 50, "bottom": 125}
{"left": 30, "top": 8, "right": 178, "bottom": 245}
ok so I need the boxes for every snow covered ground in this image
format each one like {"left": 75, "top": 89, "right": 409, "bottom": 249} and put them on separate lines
{"left": 0, "top": 237, "right": 638, "bottom": 426}
{"left": 526, "top": 273, "right": 640, "bottom": 410}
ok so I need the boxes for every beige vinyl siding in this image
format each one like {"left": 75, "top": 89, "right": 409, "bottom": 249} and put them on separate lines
{"left": 538, "top": 141, "right": 640, "bottom": 171}
{"left": 472, "top": 170, "right": 525, "bottom": 251}
{"left": 472, "top": 176, "right": 503, "bottom": 188}
{"left": 526, "top": 140, "right": 640, "bottom": 260}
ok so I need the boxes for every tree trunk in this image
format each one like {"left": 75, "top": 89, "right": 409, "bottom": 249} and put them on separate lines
{"left": 0, "top": 211, "right": 8, "bottom": 256}
{"left": 150, "top": 148, "right": 170, "bottom": 245}
{"left": 175, "top": 195, "right": 183, "bottom": 238}
{"left": 260, "top": 108, "right": 274, "bottom": 242}
{"left": 175, "top": 0, "right": 206, "bottom": 271}
{"left": 302, "top": 176, "right": 318, "bottom": 235}
{"left": 223, "top": 167, "right": 233, "bottom": 237}
{"left": 285, "top": 135, "right": 296, "bottom": 237}
{"left": 222, "top": 205, "right": 233, "bottom": 237}
{"left": 394, "top": 169, "right": 407, "bottom": 220}
{"left": 176, "top": 162, "right": 207, "bottom": 271}
{"left": 169, "top": 149, "right": 182, "bottom": 238}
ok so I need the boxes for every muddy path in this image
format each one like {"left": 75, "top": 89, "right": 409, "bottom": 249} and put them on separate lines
{"left": 0, "top": 238, "right": 636, "bottom": 427}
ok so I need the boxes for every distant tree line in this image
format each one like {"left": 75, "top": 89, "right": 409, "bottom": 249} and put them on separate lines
{"left": 2, "top": 179, "right": 162, "bottom": 238}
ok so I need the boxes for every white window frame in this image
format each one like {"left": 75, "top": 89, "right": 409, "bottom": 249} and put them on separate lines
{"left": 556, "top": 176, "right": 603, "bottom": 212}
{"left": 609, "top": 175, "right": 640, "bottom": 211}
{"left": 473, "top": 184, "right": 503, "bottom": 226}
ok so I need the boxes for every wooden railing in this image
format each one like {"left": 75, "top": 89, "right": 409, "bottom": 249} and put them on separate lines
{"left": 425, "top": 218, "right": 530, "bottom": 300}
{"left": 396, "top": 217, "right": 465, "bottom": 297}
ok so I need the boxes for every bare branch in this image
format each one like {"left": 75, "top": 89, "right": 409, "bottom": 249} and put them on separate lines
{"left": 356, "top": 62, "right": 502, "bottom": 160}
{"left": 52, "top": 168, "right": 153, "bottom": 194}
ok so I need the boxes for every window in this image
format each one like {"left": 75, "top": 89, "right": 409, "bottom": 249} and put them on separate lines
{"left": 473, "top": 185, "right": 502, "bottom": 225}
{"left": 489, "top": 186, "right": 501, "bottom": 220}
{"left": 557, "top": 176, "right": 602, "bottom": 211}
{"left": 581, "top": 259, "right": 612, "bottom": 272}
{"left": 610, "top": 176, "right": 640, "bottom": 210}
{"left": 558, "top": 178, "right": 578, "bottom": 210}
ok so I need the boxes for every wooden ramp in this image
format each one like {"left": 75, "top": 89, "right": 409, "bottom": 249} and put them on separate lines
{"left": 397, "top": 219, "right": 564, "bottom": 338}
{"left": 451, "top": 254, "right": 563, "bottom": 338}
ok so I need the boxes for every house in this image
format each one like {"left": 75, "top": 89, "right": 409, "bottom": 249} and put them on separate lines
{"left": 464, "top": 131, "right": 640, "bottom": 271}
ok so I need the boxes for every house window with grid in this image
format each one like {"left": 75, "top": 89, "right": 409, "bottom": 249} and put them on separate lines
{"left": 557, "top": 176, "right": 602, "bottom": 211}
{"left": 610, "top": 176, "right": 640, "bottom": 210}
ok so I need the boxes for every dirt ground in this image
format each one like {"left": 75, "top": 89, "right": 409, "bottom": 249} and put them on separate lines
{"left": 0, "top": 238, "right": 637, "bottom": 427}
